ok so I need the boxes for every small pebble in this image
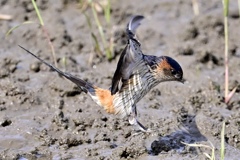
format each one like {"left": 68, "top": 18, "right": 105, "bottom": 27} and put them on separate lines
{"left": 30, "top": 62, "right": 40, "bottom": 72}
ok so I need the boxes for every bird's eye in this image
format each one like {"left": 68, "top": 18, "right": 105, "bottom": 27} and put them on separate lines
{"left": 171, "top": 69, "right": 177, "bottom": 75}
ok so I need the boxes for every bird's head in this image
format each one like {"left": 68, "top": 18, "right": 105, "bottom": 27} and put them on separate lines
{"left": 155, "top": 56, "right": 183, "bottom": 83}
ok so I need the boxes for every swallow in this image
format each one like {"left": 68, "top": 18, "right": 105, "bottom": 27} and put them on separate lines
{"left": 19, "top": 15, "right": 183, "bottom": 132}
{"left": 110, "top": 15, "right": 183, "bottom": 132}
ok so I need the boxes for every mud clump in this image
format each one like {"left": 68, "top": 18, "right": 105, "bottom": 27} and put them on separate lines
{"left": 0, "top": 58, "right": 18, "bottom": 78}
{"left": 151, "top": 135, "right": 185, "bottom": 155}
{"left": 181, "top": 25, "right": 199, "bottom": 41}
{"left": 198, "top": 51, "right": 219, "bottom": 65}
{"left": 1, "top": 119, "right": 12, "bottom": 127}
{"left": 178, "top": 46, "right": 194, "bottom": 56}
{"left": 59, "top": 134, "right": 83, "bottom": 148}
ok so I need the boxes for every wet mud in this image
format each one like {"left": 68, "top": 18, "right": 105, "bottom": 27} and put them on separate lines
{"left": 0, "top": 0, "right": 240, "bottom": 159}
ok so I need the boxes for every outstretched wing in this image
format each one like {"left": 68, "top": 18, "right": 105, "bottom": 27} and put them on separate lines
{"left": 111, "top": 15, "right": 145, "bottom": 95}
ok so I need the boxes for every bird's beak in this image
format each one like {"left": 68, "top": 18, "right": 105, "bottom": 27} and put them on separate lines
{"left": 174, "top": 73, "right": 184, "bottom": 84}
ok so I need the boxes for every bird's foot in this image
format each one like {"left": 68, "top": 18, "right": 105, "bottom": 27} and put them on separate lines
{"left": 129, "top": 116, "right": 157, "bottom": 133}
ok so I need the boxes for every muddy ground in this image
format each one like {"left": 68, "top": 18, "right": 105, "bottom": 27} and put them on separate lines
{"left": 0, "top": 0, "right": 240, "bottom": 159}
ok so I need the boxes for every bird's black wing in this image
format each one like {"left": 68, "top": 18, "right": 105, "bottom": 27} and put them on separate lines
{"left": 111, "top": 15, "right": 145, "bottom": 95}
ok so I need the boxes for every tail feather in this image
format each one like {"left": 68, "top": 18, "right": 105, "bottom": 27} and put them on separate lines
{"left": 19, "top": 45, "right": 117, "bottom": 114}
{"left": 19, "top": 45, "right": 94, "bottom": 94}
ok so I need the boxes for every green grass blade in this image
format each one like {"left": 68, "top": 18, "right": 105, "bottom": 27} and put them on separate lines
{"left": 91, "top": 2, "right": 106, "bottom": 46}
{"left": 5, "top": 21, "right": 35, "bottom": 37}
{"left": 31, "top": 0, "right": 44, "bottom": 26}
{"left": 91, "top": 1, "right": 112, "bottom": 60}
{"left": 83, "top": 12, "right": 92, "bottom": 28}
{"left": 91, "top": 33, "right": 102, "bottom": 56}
{"left": 104, "top": 0, "right": 111, "bottom": 24}
{"left": 220, "top": 121, "right": 225, "bottom": 160}
{"left": 222, "top": 0, "right": 229, "bottom": 17}
{"left": 182, "top": 141, "right": 216, "bottom": 160}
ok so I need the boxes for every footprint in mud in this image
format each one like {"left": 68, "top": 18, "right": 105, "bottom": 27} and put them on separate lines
{"left": 150, "top": 109, "right": 207, "bottom": 155}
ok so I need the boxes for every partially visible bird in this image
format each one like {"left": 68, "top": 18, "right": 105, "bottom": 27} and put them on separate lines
{"left": 19, "top": 15, "right": 183, "bottom": 132}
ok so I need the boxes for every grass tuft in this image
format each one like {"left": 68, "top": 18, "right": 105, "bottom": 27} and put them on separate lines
{"left": 91, "top": 1, "right": 112, "bottom": 60}
{"left": 6, "top": 0, "right": 57, "bottom": 67}
{"left": 80, "top": 0, "right": 113, "bottom": 61}
{"left": 182, "top": 121, "right": 226, "bottom": 160}
{"left": 182, "top": 141, "right": 215, "bottom": 160}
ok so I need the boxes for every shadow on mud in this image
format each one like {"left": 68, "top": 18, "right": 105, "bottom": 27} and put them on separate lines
{"left": 150, "top": 110, "right": 207, "bottom": 155}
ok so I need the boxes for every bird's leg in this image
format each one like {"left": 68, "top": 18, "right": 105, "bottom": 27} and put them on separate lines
{"left": 128, "top": 104, "right": 151, "bottom": 132}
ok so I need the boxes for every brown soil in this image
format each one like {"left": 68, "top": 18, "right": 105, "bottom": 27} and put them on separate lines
{"left": 0, "top": 0, "right": 240, "bottom": 159}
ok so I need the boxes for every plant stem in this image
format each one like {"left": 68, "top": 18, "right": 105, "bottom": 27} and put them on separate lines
{"left": 41, "top": 27, "right": 57, "bottom": 67}
{"left": 104, "top": 0, "right": 111, "bottom": 24}
{"left": 91, "top": 2, "right": 112, "bottom": 60}
{"left": 222, "top": 0, "right": 229, "bottom": 103}
{"left": 31, "top": 0, "right": 44, "bottom": 26}
{"left": 31, "top": 0, "right": 57, "bottom": 67}
{"left": 220, "top": 121, "right": 225, "bottom": 160}
{"left": 224, "top": 15, "right": 229, "bottom": 103}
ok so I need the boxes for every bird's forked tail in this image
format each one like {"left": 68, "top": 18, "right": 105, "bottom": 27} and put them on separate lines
{"left": 19, "top": 45, "right": 115, "bottom": 114}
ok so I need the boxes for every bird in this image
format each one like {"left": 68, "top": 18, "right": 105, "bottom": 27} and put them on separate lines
{"left": 19, "top": 15, "right": 183, "bottom": 132}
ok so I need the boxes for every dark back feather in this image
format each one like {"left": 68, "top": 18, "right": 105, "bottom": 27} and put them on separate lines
{"left": 111, "top": 15, "right": 145, "bottom": 95}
